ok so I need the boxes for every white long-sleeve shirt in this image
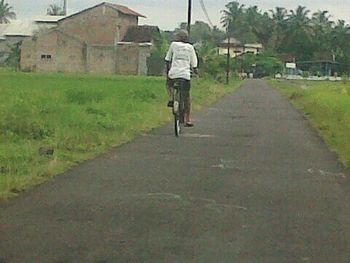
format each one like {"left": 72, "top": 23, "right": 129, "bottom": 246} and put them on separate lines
{"left": 165, "top": 41, "right": 198, "bottom": 80}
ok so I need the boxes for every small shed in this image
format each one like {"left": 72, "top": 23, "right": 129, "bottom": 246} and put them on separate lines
{"left": 0, "top": 20, "right": 35, "bottom": 63}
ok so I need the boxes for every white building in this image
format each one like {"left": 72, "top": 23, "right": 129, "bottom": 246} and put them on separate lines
{"left": 218, "top": 38, "right": 263, "bottom": 58}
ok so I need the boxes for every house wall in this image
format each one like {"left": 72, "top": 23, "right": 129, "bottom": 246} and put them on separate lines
{"left": 218, "top": 46, "right": 244, "bottom": 58}
{"left": 33, "top": 31, "right": 58, "bottom": 72}
{"left": 20, "top": 4, "right": 147, "bottom": 75}
{"left": 21, "top": 31, "right": 150, "bottom": 75}
{"left": 118, "top": 13, "right": 138, "bottom": 43}
{"left": 116, "top": 43, "right": 138, "bottom": 75}
{"left": 58, "top": 5, "right": 137, "bottom": 45}
{"left": 20, "top": 38, "right": 37, "bottom": 71}
{"left": 20, "top": 31, "right": 86, "bottom": 73}
{"left": 56, "top": 33, "right": 86, "bottom": 73}
{"left": 138, "top": 44, "right": 151, "bottom": 75}
{"left": 87, "top": 45, "right": 116, "bottom": 74}
{"left": 244, "top": 47, "right": 260, "bottom": 55}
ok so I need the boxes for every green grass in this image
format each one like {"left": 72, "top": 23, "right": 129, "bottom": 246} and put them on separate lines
{"left": 0, "top": 71, "right": 241, "bottom": 199}
{"left": 270, "top": 79, "right": 350, "bottom": 168}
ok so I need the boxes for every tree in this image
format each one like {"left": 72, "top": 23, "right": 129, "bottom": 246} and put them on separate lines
{"left": 4, "top": 41, "right": 21, "bottom": 70}
{"left": 221, "top": 2, "right": 273, "bottom": 45}
{"left": 0, "top": 0, "right": 16, "bottom": 24}
{"left": 210, "top": 26, "right": 226, "bottom": 45}
{"left": 47, "top": 3, "right": 65, "bottom": 16}
{"left": 253, "top": 11, "right": 274, "bottom": 47}
{"left": 188, "top": 21, "right": 211, "bottom": 43}
{"left": 269, "top": 7, "right": 288, "bottom": 50}
{"left": 241, "top": 5, "right": 260, "bottom": 42}
{"left": 311, "top": 10, "right": 334, "bottom": 57}
{"left": 284, "top": 6, "right": 314, "bottom": 60}
{"left": 330, "top": 20, "right": 350, "bottom": 66}
{"left": 221, "top": 1, "right": 245, "bottom": 35}
{"left": 147, "top": 32, "right": 169, "bottom": 76}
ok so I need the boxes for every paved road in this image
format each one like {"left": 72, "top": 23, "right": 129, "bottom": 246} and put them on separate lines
{"left": 1, "top": 80, "right": 350, "bottom": 263}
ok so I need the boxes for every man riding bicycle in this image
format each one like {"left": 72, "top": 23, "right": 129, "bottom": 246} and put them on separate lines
{"left": 165, "top": 29, "right": 198, "bottom": 127}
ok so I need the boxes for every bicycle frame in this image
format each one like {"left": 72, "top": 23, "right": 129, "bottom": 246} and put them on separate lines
{"left": 172, "top": 80, "right": 186, "bottom": 137}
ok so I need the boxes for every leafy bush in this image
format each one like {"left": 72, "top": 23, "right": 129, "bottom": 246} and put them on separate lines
{"left": 147, "top": 52, "right": 165, "bottom": 76}
{"left": 0, "top": 102, "right": 52, "bottom": 139}
{"left": 255, "top": 55, "right": 284, "bottom": 77}
{"left": 130, "top": 88, "right": 158, "bottom": 102}
{"left": 3, "top": 42, "right": 21, "bottom": 70}
{"left": 65, "top": 88, "right": 105, "bottom": 104}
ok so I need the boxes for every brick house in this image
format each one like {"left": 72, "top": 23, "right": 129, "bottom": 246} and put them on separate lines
{"left": 20, "top": 2, "right": 157, "bottom": 75}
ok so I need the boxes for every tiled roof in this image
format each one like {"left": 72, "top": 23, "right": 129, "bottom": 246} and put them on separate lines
{"left": 59, "top": 2, "right": 145, "bottom": 22}
{"left": 221, "top": 37, "right": 241, "bottom": 45}
{"left": 105, "top": 3, "right": 146, "bottom": 18}
{"left": 122, "top": 25, "right": 159, "bottom": 43}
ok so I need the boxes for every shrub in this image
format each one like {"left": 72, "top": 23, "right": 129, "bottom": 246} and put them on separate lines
{"left": 65, "top": 89, "right": 105, "bottom": 104}
{"left": 0, "top": 103, "right": 52, "bottom": 139}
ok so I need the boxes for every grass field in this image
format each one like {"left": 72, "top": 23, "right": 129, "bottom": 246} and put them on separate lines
{"left": 0, "top": 70, "right": 241, "bottom": 199}
{"left": 270, "top": 79, "right": 350, "bottom": 169}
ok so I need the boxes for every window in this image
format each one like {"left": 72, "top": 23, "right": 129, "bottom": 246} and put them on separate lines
{"left": 41, "top": 54, "right": 52, "bottom": 60}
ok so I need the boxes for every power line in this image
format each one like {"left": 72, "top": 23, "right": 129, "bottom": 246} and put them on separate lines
{"left": 199, "top": 0, "right": 214, "bottom": 27}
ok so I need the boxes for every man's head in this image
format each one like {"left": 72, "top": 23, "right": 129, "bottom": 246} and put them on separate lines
{"left": 174, "top": 29, "right": 189, "bottom": 43}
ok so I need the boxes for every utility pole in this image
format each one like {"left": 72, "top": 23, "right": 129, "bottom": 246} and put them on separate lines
{"left": 187, "top": 0, "right": 192, "bottom": 34}
{"left": 63, "top": 0, "right": 67, "bottom": 16}
{"left": 226, "top": 32, "right": 230, "bottom": 85}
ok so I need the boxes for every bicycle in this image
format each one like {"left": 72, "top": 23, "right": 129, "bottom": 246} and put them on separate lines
{"left": 172, "top": 79, "right": 187, "bottom": 137}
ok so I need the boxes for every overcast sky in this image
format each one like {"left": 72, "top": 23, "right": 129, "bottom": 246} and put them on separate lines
{"left": 7, "top": 0, "right": 350, "bottom": 30}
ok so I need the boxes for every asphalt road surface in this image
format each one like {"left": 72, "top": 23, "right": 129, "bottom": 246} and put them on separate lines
{"left": 1, "top": 80, "right": 350, "bottom": 263}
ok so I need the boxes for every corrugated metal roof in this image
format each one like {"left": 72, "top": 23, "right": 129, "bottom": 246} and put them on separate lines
{"left": 245, "top": 43, "right": 263, "bottom": 49}
{"left": 0, "top": 20, "right": 36, "bottom": 37}
{"left": 34, "top": 16, "right": 66, "bottom": 23}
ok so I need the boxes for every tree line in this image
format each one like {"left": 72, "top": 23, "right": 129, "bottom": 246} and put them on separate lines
{"left": 221, "top": 1, "right": 350, "bottom": 65}
{"left": 1, "top": 0, "right": 350, "bottom": 76}
{"left": 149, "top": 1, "right": 350, "bottom": 78}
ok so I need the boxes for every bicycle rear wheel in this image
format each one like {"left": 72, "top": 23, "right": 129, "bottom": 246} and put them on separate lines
{"left": 174, "top": 113, "right": 180, "bottom": 137}
{"left": 173, "top": 91, "right": 181, "bottom": 137}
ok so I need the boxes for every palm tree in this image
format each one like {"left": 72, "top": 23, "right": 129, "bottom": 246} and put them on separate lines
{"left": 210, "top": 26, "right": 226, "bottom": 45}
{"left": 269, "top": 7, "right": 288, "bottom": 50}
{"left": 270, "top": 7, "right": 288, "bottom": 24}
{"left": 0, "top": 0, "right": 16, "bottom": 24}
{"left": 312, "top": 10, "right": 333, "bottom": 27}
{"left": 241, "top": 5, "right": 260, "bottom": 42}
{"left": 254, "top": 12, "right": 274, "bottom": 47}
{"left": 311, "top": 10, "right": 334, "bottom": 57}
{"left": 287, "top": 6, "right": 313, "bottom": 38}
{"left": 330, "top": 20, "right": 350, "bottom": 61}
{"left": 285, "top": 6, "right": 314, "bottom": 60}
{"left": 221, "top": 1, "right": 245, "bottom": 35}
{"left": 47, "top": 3, "right": 65, "bottom": 16}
